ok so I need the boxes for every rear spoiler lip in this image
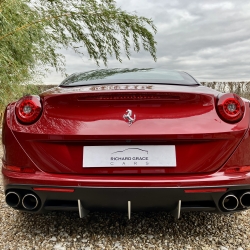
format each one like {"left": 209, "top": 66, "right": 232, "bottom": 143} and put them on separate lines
{"left": 59, "top": 82, "right": 201, "bottom": 88}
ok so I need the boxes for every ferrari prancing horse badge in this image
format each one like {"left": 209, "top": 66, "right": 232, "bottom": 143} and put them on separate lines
{"left": 123, "top": 109, "right": 136, "bottom": 126}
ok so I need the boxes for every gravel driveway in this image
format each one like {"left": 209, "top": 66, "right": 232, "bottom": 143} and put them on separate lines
{"left": 0, "top": 132, "right": 250, "bottom": 250}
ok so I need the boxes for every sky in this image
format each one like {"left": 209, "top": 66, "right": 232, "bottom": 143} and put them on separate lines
{"left": 44, "top": 0, "right": 250, "bottom": 84}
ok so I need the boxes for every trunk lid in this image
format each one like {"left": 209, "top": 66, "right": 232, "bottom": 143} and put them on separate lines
{"left": 11, "top": 84, "right": 249, "bottom": 175}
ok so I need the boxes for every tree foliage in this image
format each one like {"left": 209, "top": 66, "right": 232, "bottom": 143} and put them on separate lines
{"left": 0, "top": 0, "right": 157, "bottom": 88}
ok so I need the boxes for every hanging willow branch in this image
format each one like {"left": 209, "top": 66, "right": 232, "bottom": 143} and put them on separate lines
{"left": 0, "top": 0, "right": 157, "bottom": 87}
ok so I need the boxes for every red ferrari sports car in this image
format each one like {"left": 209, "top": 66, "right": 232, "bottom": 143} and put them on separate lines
{"left": 2, "top": 68, "right": 250, "bottom": 219}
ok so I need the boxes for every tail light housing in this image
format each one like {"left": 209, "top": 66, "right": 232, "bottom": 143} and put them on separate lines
{"left": 15, "top": 95, "right": 42, "bottom": 124}
{"left": 217, "top": 93, "right": 245, "bottom": 123}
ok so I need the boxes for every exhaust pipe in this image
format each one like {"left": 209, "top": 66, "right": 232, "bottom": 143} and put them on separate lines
{"left": 22, "top": 194, "right": 39, "bottom": 210}
{"left": 222, "top": 194, "right": 239, "bottom": 211}
{"left": 5, "top": 192, "right": 21, "bottom": 208}
{"left": 240, "top": 192, "right": 250, "bottom": 208}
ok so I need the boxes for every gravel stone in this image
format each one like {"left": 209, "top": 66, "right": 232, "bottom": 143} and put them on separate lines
{"left": 53, "top": 243, "right": 66, "bottom": 250}
{"left": 219, "top": 247, "right": 228, "bottom": 250}
{"left": 1, "top": 133, "right": 250, "bottom": 249}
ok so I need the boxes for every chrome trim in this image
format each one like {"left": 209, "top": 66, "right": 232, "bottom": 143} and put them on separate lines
{"left": 128, "top": 201, "right": 131, "bottom": 220}
{"left": 22, "top": 194, "right": 39, "bottom": 210}
{"left": 222, "top": 194, "right": 239, "bottom": 211}
{"left": 5, "top": 192, "right": 20, "bottom": 208}
{"left": 240, "top": 192, "right": 250, "bottom": 207}
{"left": 177, "top": 200, "right": 181, "bottom": 219}
{"left": 78, "top": 199, "right": 89, "bottom": 218}
{"left": 78, "top": 199, "right": 84, "bottom": 218}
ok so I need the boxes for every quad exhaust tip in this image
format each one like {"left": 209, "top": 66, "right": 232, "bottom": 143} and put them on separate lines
{"left": 5, "top": 192, "right": 21, "bottom": 208}
{"left": 222, "top": 194, "right": 239, "bottom": 211}
{"left": 22, "top": 194, "right": 39, "bottom": 210}
{"left": 240, "top": 192, "right": 250, "bottom": 208}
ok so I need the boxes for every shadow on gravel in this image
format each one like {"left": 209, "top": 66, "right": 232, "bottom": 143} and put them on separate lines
{"left": 15, "top": 210, "right": 238, "bottom": 241}
{"left": 2, "top": 208, "right": 248, "bottom": 249}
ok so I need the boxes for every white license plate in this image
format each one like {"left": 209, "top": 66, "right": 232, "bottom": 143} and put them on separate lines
{"left": 83, "top": 145, "right": 176, "bottom": 168}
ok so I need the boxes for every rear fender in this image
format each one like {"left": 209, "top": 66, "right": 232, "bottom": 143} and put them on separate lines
{"left": 221, "top": 128, "right": 250, "bottom": 171}
{"left": 220, "top": 102, "right": 250, "bottom": 171}
{"left": 2, "top": 104, "right": 39, "bottom": 171}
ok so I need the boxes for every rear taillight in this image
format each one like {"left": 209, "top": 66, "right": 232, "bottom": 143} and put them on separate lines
{"left": 217, "top": 93, "right": 245, "bottom": 123}
{"left": 15, "top": 95, "right": 42, "bottom": 124}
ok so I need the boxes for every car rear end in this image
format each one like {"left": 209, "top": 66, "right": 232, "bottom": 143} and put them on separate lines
{"left": 2, "top": 69, "right": 250, "bottom": 218}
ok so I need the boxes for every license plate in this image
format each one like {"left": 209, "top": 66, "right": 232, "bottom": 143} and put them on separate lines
{"left": 83, "top": 145, "right": 176, "bottom": 168}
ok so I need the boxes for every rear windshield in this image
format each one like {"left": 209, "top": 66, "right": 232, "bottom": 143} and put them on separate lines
{"left": 60, "top": 68, "right": 199, "bottom": 87}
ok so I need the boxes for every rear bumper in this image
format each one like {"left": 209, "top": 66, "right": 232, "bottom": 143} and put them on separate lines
{"left": 4, "top": 183, "right": 250, "bottom": 216}
{"left": 3, "top": 169, "right": 250, "bottom": 216}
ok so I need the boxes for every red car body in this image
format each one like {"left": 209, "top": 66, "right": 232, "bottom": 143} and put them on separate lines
{"left": 2, "top": 69, "right": 250, "bottom": 218}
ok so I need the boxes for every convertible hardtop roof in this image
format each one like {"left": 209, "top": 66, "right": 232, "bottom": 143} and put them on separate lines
{"left": 59, "top": 68, "right": 200, "bottom": 87}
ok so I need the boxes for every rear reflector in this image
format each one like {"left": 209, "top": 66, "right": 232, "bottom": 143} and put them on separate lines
{"left": 33, "top": 187, "right": 75, "bottom": 193}
{"left": 2, "top": 164, "right": 35, "bottom": 173}
{"left": 225, "top": 166, "right": 250, "bottom": 174}
{"left": 184, "top": 188, "right": 227, "bottom": 193}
